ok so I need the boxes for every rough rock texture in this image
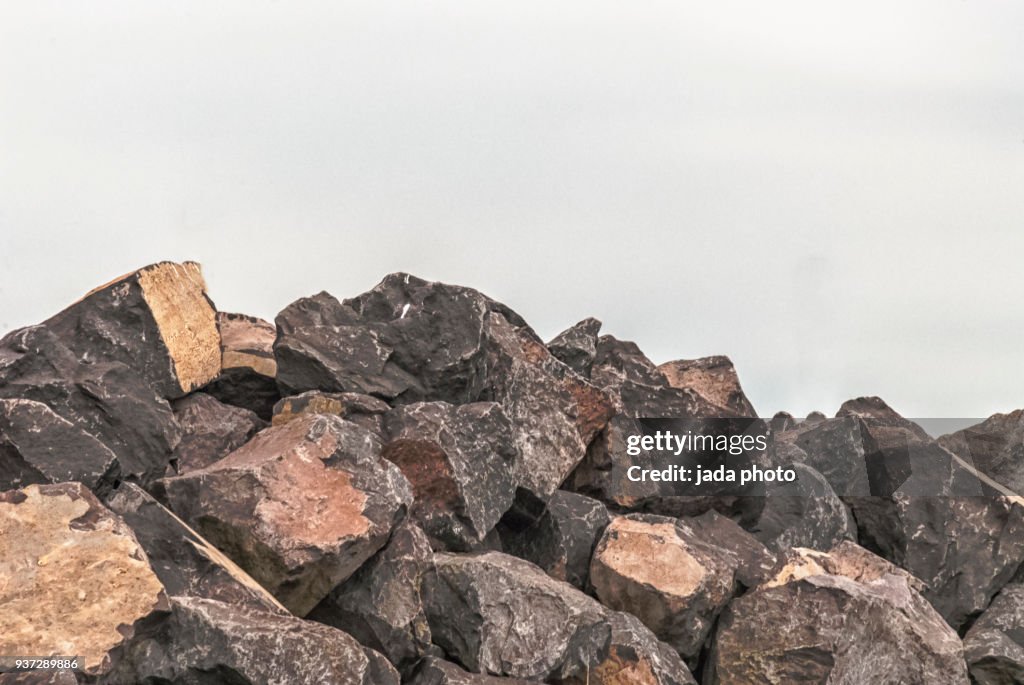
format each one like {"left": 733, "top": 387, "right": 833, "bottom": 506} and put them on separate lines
{"left": 308, "top": 520, "right": 437, "bottom": 670}
{"left": 590, "top": 513, "right": 773, "bottom": 660}
{"left": 497, "top": 489, "right": 610, "bottom": 590}
{"left": 0, "top": 325, "right": 181, "bottom": 489}
{"left": 547, "top": 317, "right": 602, "bottom": 377}
{"left": 408, "top": 658, "right": 536, "bottom": 685}
{"left": 656, "top": 355, "right": 756, "bottom": 416}
{"left": 170, "top": 392, "right": 265, "bottom": 474}
{"left": 0, "top": 483, "right": 169, "bottom": 677}
{"left": 273, "top": 390, "right": 390, "bottom": 436}
{"left": 963, "top": 583, "right": 1024, "bottom": 685}
{"left": 423, "top": 551, "right": 695, "bottom": 684}
{"left": 43, "top": 261, "right": 220, "bottom": 398}
{"left": 0, "top": 398, "right": 118, "bottom": 494}
{"left": 204, "top": 312, "right": 281, "bottom": 420}
{"left": 106, "top": 482, "right": 287, "bottom": 614}
{"left": 708, "top": 542, "right": 969, "bottom": 684}
{"left": 940, "top": 409, "right": 1024, "bottom": 495}
{"left": 382, "top": 402, "right": 518, "bottom": 550}
{"left": 155, "top": 414, "right": 412, "bottom": 615}
{"left": 110, "top": 596, "right": 399, "bottom": 685}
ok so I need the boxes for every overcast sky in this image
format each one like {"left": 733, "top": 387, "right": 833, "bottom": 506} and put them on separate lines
{"left": 1, "top": 2, "right": 1022, "bottom": 419}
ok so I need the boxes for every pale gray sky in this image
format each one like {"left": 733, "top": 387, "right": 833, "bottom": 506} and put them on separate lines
{"left": 1, "top": 1, "right": 1022, "bottom": 419}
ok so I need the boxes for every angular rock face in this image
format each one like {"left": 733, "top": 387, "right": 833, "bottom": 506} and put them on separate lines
{"left": 0, "top": 398, "right": 119, "bottom": 494}
{"left": 43, "top": 261, "right": 221, "bottom": 398}
{"left": 423, "top": 551, "right": 695, "bottom": 684}
{"left": 940, "top": 409, "right": 1024, "bottom": 495}
{"left": 273, "top": 390, "right": 391, "bottom": 437}
{"left": 656, "top": 355, "right": 756, "bottom": 417}
{"left": 308, "top": 520, "right": 436, "bottom": 670}
{"left": 964, "top": 583, "right": 1024, "bottom": 685}
{"left": 708, "top": 543, "right": 969, "bottom": 685}
{"left": 0, "top": 483, "right": 169, "bottom": 677}
{"left": 106, "top": 482, "right": 287, "bottom": 614}
{"left": 498, "top": 489, "right": 610, "bottom": 590}
{"left": 590, "top": 513, "right": 773, "bottom": 660}
{"left": 170, "top": 392, "right": 265, "bottom": 474}
{"left": 155, "top": 414, "right": 412, "bottom": 615}
{"left": 0, "top": 325, "right": 181, "bottom": 489}
{"left": 111, "top": 596, "right": 398, "bottom": 685}
{"left": 548, "top": 317, "right": 602, "bottom": 377}
{"left": 408, "top": 658, "right": 536, "bottom": 685}
{"left": 204, "top": 312, "right": 281, "bottom": 420}
{"left": 382, "top": 402, "right": 518, "bottom": 550}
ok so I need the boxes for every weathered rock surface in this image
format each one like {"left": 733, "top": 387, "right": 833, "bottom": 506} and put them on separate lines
{"left": 204, "top": 312, "right": 281, "bottom": 420}
{"left": 656, "top": 355, "right": 756, "bottom": 416}
{"left": 106, "top": 482, "right": 287, "bottom": 614}
{"left": 43, "top": 261, "right": 220, "bottom": 398}
{"left": 155, "top": 414, "right": 412, "bottom": 615}
{"left": 308, "top": 520, "right": 437, "bottom": 670}
{"left": 408, "top": 658, "right": 536, "bottom": 685}
{"left": 423, "top": 551, "right": 694, "bottom": 684}
{"left": 590, "top": 513, "right": 773, "bottom": 660}
{"left": 0, "top": 398, "right": 118, "bottom": 494}
{"left": 111, "top": 596, "right": 398, "bottom": 685}
{"left": 170, "top": 392, "right": 265, "bottom": 474}
{"left": 547, "top": 317, "right": 602, "bottom": 377}
{"left": 0, "top": 483, "right": 169, "bottom": 677}
{"left": 708, "top": 542, "right": 969, "bottom": 684}
{"left": 382, "top": 402, "right": 518, "bottom": 550}
{"left": 964, "top": 583, "right": 1024, "bottom": 685}
{"left": 273, "top": 390, "right": 390, "bottom": 436}
{"left": 0, "top": 325, "right": 181, "bottom": 489}
{"left": 940, "top": 409, "right": 1024, "bottom": 495}
{"left": 497, "top": 489, "right": 610, "bottom": 590}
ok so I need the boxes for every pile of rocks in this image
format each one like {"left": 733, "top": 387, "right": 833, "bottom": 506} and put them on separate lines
{"left": 1, "top": 261, "right": 1022, "bottom": 684}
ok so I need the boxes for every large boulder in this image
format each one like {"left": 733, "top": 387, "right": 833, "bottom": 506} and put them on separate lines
{"left": 0, "top": 326, "right": 181, "bottom": 489}
{"left": 382, "top": 402, "right": 518, "bottom": 550}
{"left": 656, "top": 355, "right": 756, "bottom": 416}
{"left": 590, "top": 513, "right": 774, "bottom": 661}
{"left": 423, "top": 551, "right": 695, "bottom": 684}
{"left": 105, "top": 482, "right": 287, "bottom": 614}
{"left": 497, "top": 490, "right": 610, "bottom": 590}
{"left": 154, "top": 414, "right": 412, "bottom": 615}
{"left": 964, "top": 583, "right": 1024, "bottom": 684}
{"left": 110, "top": 596, "right": 399, "bottom": 685}
{"left": 939, "top": 409, "right": 1024, "bottom": 495}
{"left": 170, "top": 392, "right": 265, "bottom": 475}
{"left": 707, "top": 542, "right": 969, "bottom": 684}
{"left": 42, "top": 261, "right": 221, "bottom": 399}
{"left": 0, "top": 483, "right": 169, "bottom": 678}
{"left": 0, "top": 398, "right": 118, "bottom": 495}
{"left": 308, "top": 520, "right": 437, "bottom": 670}
{"left": 204, "top": 312, "right": 281, "bottom": 420}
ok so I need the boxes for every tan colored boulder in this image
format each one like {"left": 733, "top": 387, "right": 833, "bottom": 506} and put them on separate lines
{"left": 205, "top": 312, "right": 281, "bottom": 419}
{"left": 0, "top": 483, "right": 168, "bottom": 677}
{"left": 656, "top": 355, "right": 756, "bottom": 416}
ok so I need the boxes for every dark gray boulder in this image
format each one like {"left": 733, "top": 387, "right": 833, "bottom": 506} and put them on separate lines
{"left": 964, "top": 583, "right": 1024, "bottom": 685}
{"left": 170, "top": 392, "right": 265, "bottom": 475}
{"left": 547, "top": 317, "right": 602, "bottom": 377}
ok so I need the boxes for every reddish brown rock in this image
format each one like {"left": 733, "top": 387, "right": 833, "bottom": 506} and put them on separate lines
{"left": 423, "top": 551, "right": 695, "bottom": 684}
{"left": 590, "top": 513, "right": 773, "bottom": 660}
{"left": 382, "top": 402, "right": 518, "bottom": 550}
{"left": 0, "top": 398, "right": 118, "bottom": 495}
{"left": 707, "top": 542, "right": 968, "bottom": 684}
{"left": 656, "top": 355, "right": 756, "bottom": 416}
{"left": 43, "top": 261, "right": 221, "bottom": 399}
{"left": 170, "top": 392, "right": 265, "bottom": 474}
{"left": 204, "top": 312, "right": 281, "bottom": 420}
{"left": 0, "top": 483, "right": 169, "bottom": 678}
{"left": 273, "top": 390, "right": 390, "bottom": 437}
{"left": 155, "top": 414, "right": 412, "bottom": 615}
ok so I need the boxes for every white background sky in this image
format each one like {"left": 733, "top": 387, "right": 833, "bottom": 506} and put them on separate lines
{"left": 1, "top": 2, "right": 1022, "bottom": 418}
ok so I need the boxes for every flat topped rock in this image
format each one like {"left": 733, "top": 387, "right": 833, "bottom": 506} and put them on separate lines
{"left": 0, "top": 482, "right": 168, "bottom": 676}
{"left": 44, "top": 261, "right": 221, "bottom": 398}
{"left": 155, "top": 413, "right": 412, "bottom": 615}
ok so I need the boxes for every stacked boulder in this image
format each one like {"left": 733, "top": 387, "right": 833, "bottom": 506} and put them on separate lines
{"left": 0, "top": 261, "right": 1020, "bottom": 684}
